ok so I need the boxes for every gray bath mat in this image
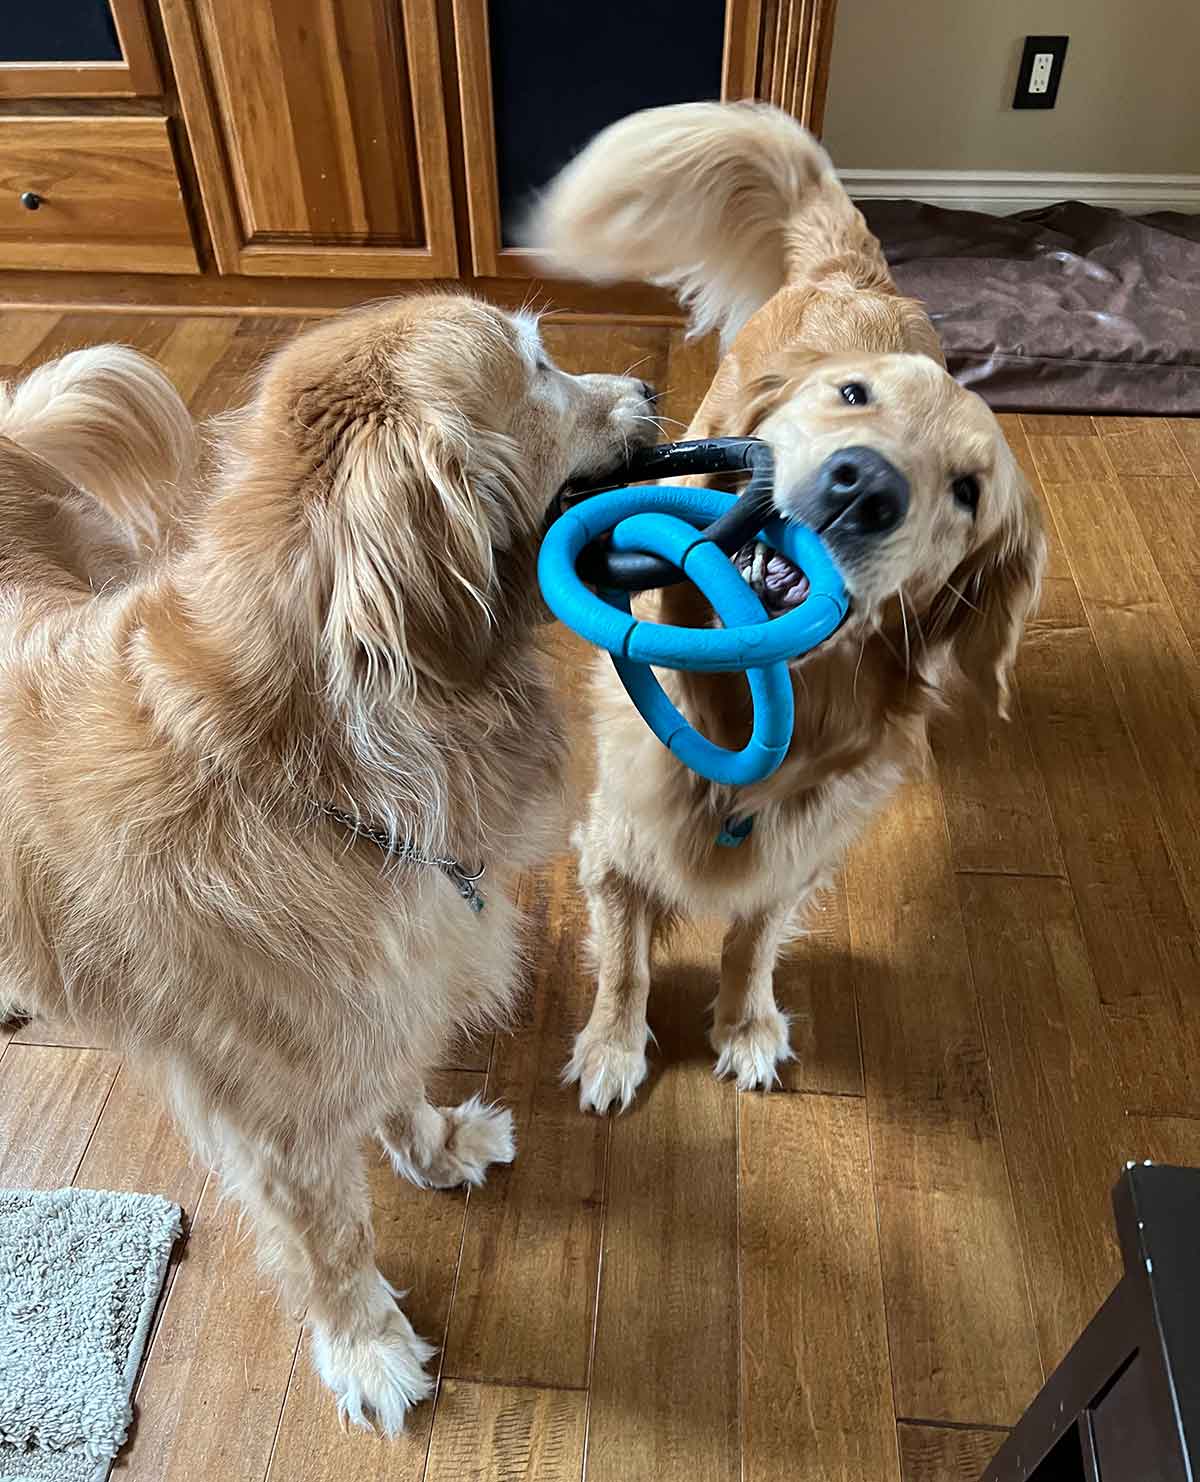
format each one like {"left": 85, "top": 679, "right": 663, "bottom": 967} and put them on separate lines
{"left": 0, "top": 1188, "right": 181, "bottom": 1482}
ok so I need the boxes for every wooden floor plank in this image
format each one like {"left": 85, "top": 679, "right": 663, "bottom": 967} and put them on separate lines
{"left": 17, "top": 312, "right": 179, "bottom": 372}
{"left": 960, "top": 874, "right": 1132, "bottom": 1373}
{"left": 1094, "top": 416, "right": 1191, "bottom": 477}
{"left": 74, "top": 1064, "right": 206, "bottom": 1215}
{"left": 897, "top": 1423, "right": 1006, "bottom": 1482}
{"left": 1016, "top": 580, "right": 1200, "bottom": 1114}
{"left": 584, "top": 917, "right": 740, "bottom": 1482}
{"left": 187, "top": 318, "right": 294, "bottom": 418}
{"left": 776, "top": 875, "right": 864, "bottom": 1096}
{"left": 1168, "top": 419, "right": 1200, "bottom": 480}
{"left": 1024, "top": 433, "right": 1111, "bottom": 484}
{"left": 265, "top": 1072, "right": 484, "bottom": 1482}
{"left": 0, "top": 309, "right": 62, "bottom": 367}
{"left": 1020, "top": 414, "right": 1095, "bottom": 438}
{"left": 1128, "top": 1114, "right": 1200, "bottom": 1167}
{"left": 999, "top": 416, "right": 1073, "bottom": 582}
{"left": 151, "top": 315, "right": 243, "bottom": 404}
{"left": 932, "top": 687, "right": 1064, "bottom": 878}
{"left": 0, "top": 1044, "right": 120, "bottom": 1187}
{"left": 13, "top": 1015, "right": 111, "bottom": 1048}
{"left": 1120, "top": 476, "right": 1200, "bottom": 652}
{"left": 424, "top": 1381, "right": 587, "bottom": 1482}
{"left": 120, "top": 1180, "right": 300, "bottom": 1482}
{"left": 740, "top": 1091, "right": 898, "bottom": 1482}
{"left": 847, "top": 782, "right": 1042, "bottom": 1424}
{"left": 443, "top": 860, "right": 607, "bottom": 1390}
{"left": 1042, "top": 477, "right": 1200, "bottom": 934}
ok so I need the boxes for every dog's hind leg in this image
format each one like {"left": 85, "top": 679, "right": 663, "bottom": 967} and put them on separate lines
{"left": 378, "top": 1089, "right": 515, "bottom": 1190}
{"left": 710, "top": 904, "right": 796, "bottom": 1090}
{"left": 565, "top": 867, "right": 660, "bottom": 1114}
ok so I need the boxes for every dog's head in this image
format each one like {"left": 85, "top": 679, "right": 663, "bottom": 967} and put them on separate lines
{"left": 732, "top": 348, "right": 1046, "bottom": 714}
{"left": 223, "top": 294, "right": 654, "bottom": 698}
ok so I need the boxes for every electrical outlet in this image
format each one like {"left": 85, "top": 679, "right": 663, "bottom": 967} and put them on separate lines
{"left": 1013, "top": 35, "right": 1068, "bottom": 110}
{"left": 1029, "top": 52, "right": 1055, "bottom": 93}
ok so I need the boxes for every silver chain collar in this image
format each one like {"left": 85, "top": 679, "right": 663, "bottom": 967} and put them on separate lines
{"left": 321, "top": 804, "right": 486, "bottom": 913}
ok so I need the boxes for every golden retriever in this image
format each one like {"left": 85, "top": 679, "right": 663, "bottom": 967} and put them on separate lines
{"left": 533, "top": 102, "right": 1046, "bottom": 1110}
{"left": 0, "top": 295, "right": 654, "bottom": 1429}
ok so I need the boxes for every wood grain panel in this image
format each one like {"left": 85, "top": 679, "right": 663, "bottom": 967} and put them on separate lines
{"left": 1020, "top": 414, "right": 1095, "bottom": 437}
{"left": 266, "top": 1072, "right": 483, "bottom": 1482}
{"left": 847, "top": 782, "right": 1041, "bottom": 1424}
{"left": 1129, "top": 1114, "right": 1200, "bottom": 1165}
{"left": 1095, "top": 416, "right": 1191, "bottom": 477}
{"left": 12, "top": 310, "right": 178, "bottom": 369}
{"left": 1015, "top": 593, "right": 1200, "bottom": 1114}
{"left": 14, "top": 1016, "right": 109, "bottom": 1048}
{"left": 933, "top": 689, "right": 1063, "bottom": 878}
{"left": 151, "top": 315, "right": 242, "bottom": 404}
{"left": 1169, "top": 419, "right": 1200, "bottom": 480}
{"left": 997, "top": 414, "right": 1071, "bottom": 581}
{"left": 425, "top": 1381, "right": 587, "bottom": 1482}
{"left": 1024, "top": 433, "right": 1111, "bottom": 483}
{"left": 0, "top": 118, "right": 198, "bottom": 275}
{"left": 0, "top": 0, "right": 160, "bottom": 98}
{"left": 173, "top": 0, "right": 456, "bottom": 277}
{"left": 663, "top": 328, "right": 721, "bottom": 434}
{"left": 1120, "top": 476, "right": 1200, "bottom": 652}
{"left": 443, "top": 860, "right": 607, "bottom": 1390}
{"left": 541, "top": 321, "right": 670, "bottom": 392}
{"left": 961, "top": 875, "right": 1131, "bottom": 1373}
{"left": 0, "top": 309, "right": 61, "bottom": 366}
{"left": 1043, "top": 478, "right": 1200, "bottom": 932}
{"left": 897, "top": 1424, "right": 1006, "bottom": 1482}
{"left": 0, "top": 1044, "right": 119, "bottom": 1186}
{"left": 73, "top": 1066, "right": 206, "bottom": 1213}
{"left": 777, "top": 877, "right": 864, "bottom": 1095}
{"left": 740, "top": 1092, "right": 897, "bottom": 1482}
{"left": 585, "top": 917, "right": 740, "bottom": 1482}
{"left": 124, "top": 1181, "right": 300, "bottom": 1482}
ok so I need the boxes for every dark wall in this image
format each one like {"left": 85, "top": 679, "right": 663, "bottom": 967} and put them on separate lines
{"left": 489, "top": 0, "right": 726, "bottom": 245}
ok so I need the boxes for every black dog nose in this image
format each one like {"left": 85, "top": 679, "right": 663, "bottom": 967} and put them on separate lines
{"left": 817, "top": 446, "right": 909, "bottom": 536}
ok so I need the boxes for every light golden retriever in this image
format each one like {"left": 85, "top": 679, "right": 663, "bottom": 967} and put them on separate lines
{"left": 0, "top": 295, "right": 654, "bottom": 1429}
{"left": 533, "top": 102, "right": 1046, "bottom": 1110}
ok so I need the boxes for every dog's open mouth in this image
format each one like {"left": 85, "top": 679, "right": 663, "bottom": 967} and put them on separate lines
{"left": 733, "top": 540, "right": 811, "bottom": 616}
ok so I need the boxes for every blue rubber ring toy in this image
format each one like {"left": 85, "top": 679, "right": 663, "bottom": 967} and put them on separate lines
{"left": 538, "top": 444, "right": 848, "bottom": 786}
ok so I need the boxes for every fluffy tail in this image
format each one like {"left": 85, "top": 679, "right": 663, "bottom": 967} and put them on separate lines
{"left": 531, "top": 101, "right": 887, "bottom": 345}
{"left": 0, "top": 344, "right": 196, "bottom": 554}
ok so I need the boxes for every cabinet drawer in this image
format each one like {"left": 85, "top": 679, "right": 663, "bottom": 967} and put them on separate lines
{"left": 0, "top": 117, "right": 199, "bottom": 274}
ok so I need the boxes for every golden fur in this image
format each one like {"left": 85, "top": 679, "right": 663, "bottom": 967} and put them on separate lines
{"left": 0, "top": 296, "right": 654, "bottom": 1430}
{"left": 533, "top": 103, "right": 1046, "bottom": 1108}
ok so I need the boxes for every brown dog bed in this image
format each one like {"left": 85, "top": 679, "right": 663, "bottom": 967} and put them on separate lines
{"left": 862, "top": 200, "right": 1200, "bottom": 415}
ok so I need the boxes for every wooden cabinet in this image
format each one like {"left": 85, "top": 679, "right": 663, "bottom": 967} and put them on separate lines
{"left": 163, "top": 0, "right": 458, "bottom": 278}
{"left": 0, "top": 118, "right": 198, "bottom": 273}
{"left": 0, "top": 0, "right": 839, "bottom": 301}
{"left": 0, "top": 0, "right": 160, "bottom": 99}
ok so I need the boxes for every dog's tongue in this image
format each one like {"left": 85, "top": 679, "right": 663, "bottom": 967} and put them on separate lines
{"left": 733, "top": 541, "right": 811, "bottom": 616}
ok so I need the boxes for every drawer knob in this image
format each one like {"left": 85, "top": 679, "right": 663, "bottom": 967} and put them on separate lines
{"left": 19, "top": 191, "right": 42, "bottom": 211}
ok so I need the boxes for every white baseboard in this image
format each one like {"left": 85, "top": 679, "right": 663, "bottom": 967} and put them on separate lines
{"left": 841, "top": 169, "right": 1200, "bottom": 216}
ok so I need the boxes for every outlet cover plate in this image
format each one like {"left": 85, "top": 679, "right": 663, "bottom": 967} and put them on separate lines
{"left": 1013, "top": 35, "right": 1069, "bottom": 110}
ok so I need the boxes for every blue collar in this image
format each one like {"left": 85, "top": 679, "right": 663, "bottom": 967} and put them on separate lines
{"left": 716, "top": 814, "right": 754, "bottom": 848}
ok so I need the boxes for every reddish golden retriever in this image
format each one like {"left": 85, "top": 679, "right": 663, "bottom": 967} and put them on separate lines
{"left": 534, "top": 102, "right": 1045, "bottom": 1110}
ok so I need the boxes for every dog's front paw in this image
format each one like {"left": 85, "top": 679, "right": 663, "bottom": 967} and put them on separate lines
{"left": 710, "top": 1008, "right": 793, "bottom": 1090}
{"left": 312, "top": 1284, "right": 436, "bottom": 1435}
{"left": 384, "top": 1096, "right": 515, "bottom": 1190}
{"left": 564, "top": 1026, "right": 649, "bottom": 1114}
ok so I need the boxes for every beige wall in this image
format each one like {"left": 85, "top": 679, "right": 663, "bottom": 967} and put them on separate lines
{"left": 822, "top": 0, "right": 1200, "bottom": 175}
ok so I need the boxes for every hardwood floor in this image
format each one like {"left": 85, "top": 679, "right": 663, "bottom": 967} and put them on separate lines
{"left": 2, "top": 309, "right": 1199, "bottom": 1481}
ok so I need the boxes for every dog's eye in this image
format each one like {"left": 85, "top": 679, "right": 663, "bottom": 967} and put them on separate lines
{"left": 952, "top": 475, "right": 981, "bottom": 513}
{"left": 536, "top": 356, "right": 553, "bottom": 374}
{"left": 839, "top": 382, "right": 869, "bottom": 406}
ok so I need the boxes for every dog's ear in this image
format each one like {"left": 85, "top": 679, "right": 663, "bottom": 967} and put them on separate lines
{"left": 925, "top": 492, "right": 1047, "bottom": 717}
{"left": 318, "top": 409, "right": 510, "bottom": 699}
{"left": 732, "top": 351, "right": 825, "bottom": 436}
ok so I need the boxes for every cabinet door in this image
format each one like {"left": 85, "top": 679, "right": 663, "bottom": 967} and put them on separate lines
{"left": 455, "top": 0, "right": 838, "bottom": 279}
{"left": 164, "top": 0, "right": 457, "bottom": 278}
{"left": 0, "top": 0, "right": 160, "bottom": 98}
